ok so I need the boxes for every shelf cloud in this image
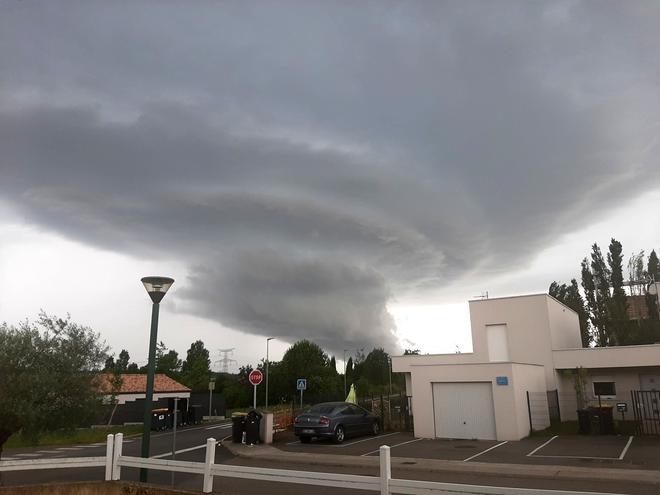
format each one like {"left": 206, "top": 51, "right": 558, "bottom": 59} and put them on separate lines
{"left": 1, "top": 1, "right": 659, "bottom": 353}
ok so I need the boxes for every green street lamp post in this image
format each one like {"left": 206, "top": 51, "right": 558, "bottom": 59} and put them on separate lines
{"left": 265, "top": 337, "right": 275, "bottom": 410}
{"left": 139, "top": 276, "right": 174, "bottom": 483}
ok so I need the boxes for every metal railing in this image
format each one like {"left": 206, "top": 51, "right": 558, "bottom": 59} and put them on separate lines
{"left": 1, "top": 433, "right": 622, "bottom": 495}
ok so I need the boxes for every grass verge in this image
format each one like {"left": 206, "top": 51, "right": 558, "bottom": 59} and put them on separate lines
{"left": 5, "top": 425, "right": 143, "bottom": 449}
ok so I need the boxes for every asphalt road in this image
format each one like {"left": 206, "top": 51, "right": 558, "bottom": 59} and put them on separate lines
{"left": 3, "top": 425, "right": 660, "bottom": 494}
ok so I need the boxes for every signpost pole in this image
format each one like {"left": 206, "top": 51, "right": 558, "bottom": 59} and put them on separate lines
{"left": 208, "top": 378, "right": 215, "bottom": 419}
{"left": 248, "top": 370, "right": 263, "bottom": 410}
{"left": 296, "top": 378, "right": 307, "bottom": 410}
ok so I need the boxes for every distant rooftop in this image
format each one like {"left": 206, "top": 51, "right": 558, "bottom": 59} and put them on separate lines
{"left": 97, "top": 373, "right": 191, "bottom": 394}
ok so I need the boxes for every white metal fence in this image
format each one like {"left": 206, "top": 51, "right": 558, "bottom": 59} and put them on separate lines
{"left": 0, "top": 433, "right": 621, "bottom": 495}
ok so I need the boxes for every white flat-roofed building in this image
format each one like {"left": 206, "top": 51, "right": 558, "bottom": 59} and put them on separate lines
{"left": 393, "top": 293, "right": 660, "bottom": 441}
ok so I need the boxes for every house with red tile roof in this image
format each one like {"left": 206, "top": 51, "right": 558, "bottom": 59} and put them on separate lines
{"left": 98, "top": 373, "right": 191, "bottom": 404}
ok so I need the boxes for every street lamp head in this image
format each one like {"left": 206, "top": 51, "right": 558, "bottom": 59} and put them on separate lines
{"left": 141, "top": 276, "right": 175, "bottom": 304}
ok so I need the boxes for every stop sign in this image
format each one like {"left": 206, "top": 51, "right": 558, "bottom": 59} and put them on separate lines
{"left": 249, "top": 369, "right": 263, "bottom": 386}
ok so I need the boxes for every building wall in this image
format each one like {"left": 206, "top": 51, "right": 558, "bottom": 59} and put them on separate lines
{"left": 113, "top": 392, "right": 190, "bottom": 405}
{"left": 556, "top": 366, "right": 660, "bottom": 420}
{"left": 627, "top": 295, "right": 650, "bottom": 320}
{"left": 406, "top": 362, "right": 546, "bottom": 441}
{"left": 546, "top": 297, "right": 582, "bottom": 350}
{"left": 469, "top": 294, "right": 565, "bottom": 389}
{"left": 511, "top": 364, "right": 550, "bottom": 438}
{"left": 553, "top": 344, "right": 660, "bottom": 369}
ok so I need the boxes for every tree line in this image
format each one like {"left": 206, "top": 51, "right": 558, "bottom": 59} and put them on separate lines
{"left": 103, "top": 337, "right": 403, "bottom": 409}
{"left": 103, "top": 339, "right": 212, "bottom": 392}
{"left": 0, "top": 313, "right": 404, "bottom": 459}
{"left": 550, "top": 239, "right": 660, "bottom": 347}
{"left": 219, "top": 341, "right": 404, "bottom": 409}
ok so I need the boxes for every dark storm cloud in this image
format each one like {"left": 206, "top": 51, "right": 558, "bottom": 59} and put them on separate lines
{"left": 1, "top": 1, "right": 659, "bottom": 352}
{"left": 179, "top": 252, "right": 397, "bottom": 352}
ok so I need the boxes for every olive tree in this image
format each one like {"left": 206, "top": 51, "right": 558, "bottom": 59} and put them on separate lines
{"left": 0, "top": 313, "right": 108, "bottom": 461}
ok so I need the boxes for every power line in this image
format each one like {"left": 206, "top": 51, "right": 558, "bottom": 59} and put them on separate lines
{"left": 216, "top": 348, "right": 237, "bottom": 373}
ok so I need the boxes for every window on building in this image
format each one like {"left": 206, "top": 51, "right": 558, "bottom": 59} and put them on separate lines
{"left": 486, "top": 324, "right": 509, "bottom": 362}
{"left": 593, "top": 381, "right": 616, "bottom": 397}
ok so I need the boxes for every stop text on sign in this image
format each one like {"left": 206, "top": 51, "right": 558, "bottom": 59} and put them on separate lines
{"left": 249, "top": 369, "right": 263, "bottom": 386}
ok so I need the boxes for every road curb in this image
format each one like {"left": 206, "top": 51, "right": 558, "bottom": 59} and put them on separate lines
{"left": 222, "top": 440, "right": 660, "bottom": 486}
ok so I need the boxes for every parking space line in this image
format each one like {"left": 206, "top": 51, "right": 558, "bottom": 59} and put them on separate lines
{"left": 361, "top": 437, "right": 424, "bottom": 456}
{"left": 330, "top": 432, "right": 400, "bottom": 448}
{"left": 526, "top": 435, "right": 557, "bottom": 457}
{"left": 462, "top": 441, "right": 508, "bottom": 462}
{"left": 531, "top": 454, "right": 622, "bottom": 460}
{"left": 206, "top": 424, "right": 232, "bottom": 430}
{"left": 619, "top": 436, "right": 634, "bottom": 460}
{"left": 285, "top": 432, "right": 400, "bottom": 448}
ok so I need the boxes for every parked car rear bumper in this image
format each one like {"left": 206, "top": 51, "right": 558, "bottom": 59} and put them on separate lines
{"left": 294, "top": 426, "right": 334, "bottom": 438}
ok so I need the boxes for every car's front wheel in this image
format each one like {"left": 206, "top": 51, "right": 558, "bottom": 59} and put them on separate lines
{"left": 371, "top": 421, "right": 380, "bottom": 435}
{"left": 300, "top": 436, "right": 311, "bottom": 444}
{"left": 333, "top": 425, "right": 345, "bottom": 444}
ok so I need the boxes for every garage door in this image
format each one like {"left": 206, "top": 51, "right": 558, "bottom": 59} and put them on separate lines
{"left": 432, "top": 382, "right": 496, "bottom": 440}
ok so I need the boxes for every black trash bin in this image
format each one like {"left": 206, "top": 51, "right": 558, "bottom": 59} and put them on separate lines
{"left": 151, "top": 408, "right": 169, "bottom": 431}
{"left": 245, "top": 410, "right": 263, "bottom": 445}
{"left": 591, "top": 406, "right": 614, "bottom": 434}
{"left": 232, "top": 412, "right": 247, "bottom": 443}
{"left": 577, "top": 409, "right": 591, "bottom": 434}
{"left": 188, "top": 404, "right": 203, "bottom": 424}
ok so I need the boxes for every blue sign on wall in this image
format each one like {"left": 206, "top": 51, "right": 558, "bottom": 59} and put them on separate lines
{"left": 496, "top": 376, "right": 509, "bottom": 386}
{"left": 297, "top": 378, "right": 307, "bottom": 390}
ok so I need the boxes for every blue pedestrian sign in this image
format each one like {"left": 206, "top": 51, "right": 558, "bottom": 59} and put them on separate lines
{"left": 297, "top": 378, "right": 307, "bottom": 391}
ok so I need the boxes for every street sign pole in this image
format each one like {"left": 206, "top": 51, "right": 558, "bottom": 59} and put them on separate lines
{"left": 208, "top": 378, "right": 216, "bottom": 419}
{"left": 248, "top": 370, "right": 263, "bottom": 410}
{"left": 297, "top": 378, "right": 307, "bottom": 409}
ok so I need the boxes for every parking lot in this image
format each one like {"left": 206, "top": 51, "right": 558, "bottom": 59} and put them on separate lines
{"left": 274, "top": 430, "right": 660, "bottom": 470}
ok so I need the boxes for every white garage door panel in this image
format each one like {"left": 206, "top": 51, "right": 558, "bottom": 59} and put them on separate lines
{"left": 432, "top": 382, "right": 496, "bottom": 440}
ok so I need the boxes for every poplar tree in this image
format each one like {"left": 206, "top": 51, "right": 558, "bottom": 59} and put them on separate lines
{"left": 549, "top": 279, "right": 592, "bottom": 347}
{"left": 647, "top": 250, "right": 660, "bottom": 320}
{"left": 581, "top": 244, "right": 611, "bottom": 346}
{"left": 607, "top": 238, "right": 629, "bottom": 344}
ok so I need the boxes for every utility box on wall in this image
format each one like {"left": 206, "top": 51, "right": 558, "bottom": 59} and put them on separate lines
{"left": 259, "top": 412, "right": 274, "bottom": 444}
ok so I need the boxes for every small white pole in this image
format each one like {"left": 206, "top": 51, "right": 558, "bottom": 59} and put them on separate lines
{"left": 104, "top": 434, "right": 114, "bottom": 481}
{"left": 112, "top": 433, "right": 123, "bottom": 481}
{"left": 300, "top": 388, "right": 303, "bottom": 409}
{"left": 203, "top": 437, "right": 216, "bottom": 493}
{"left": 253, "top": 384, "right": 257, "bottom": 410}
{"left": 379, "top": 445, "right": 391, "bottom": 495}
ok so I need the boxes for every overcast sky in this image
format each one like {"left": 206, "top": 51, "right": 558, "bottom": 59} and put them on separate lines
{"left": 1, "top": 1, "right": 659, "bottom": 370}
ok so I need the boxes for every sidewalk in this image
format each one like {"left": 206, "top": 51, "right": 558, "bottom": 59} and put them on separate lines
{"left": 223, "top": 441, "right": 660, "bottom": 486}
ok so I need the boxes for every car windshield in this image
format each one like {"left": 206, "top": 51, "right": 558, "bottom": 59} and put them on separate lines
{"left": 307, "top": 404, "right": 338, "bottom": 414}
